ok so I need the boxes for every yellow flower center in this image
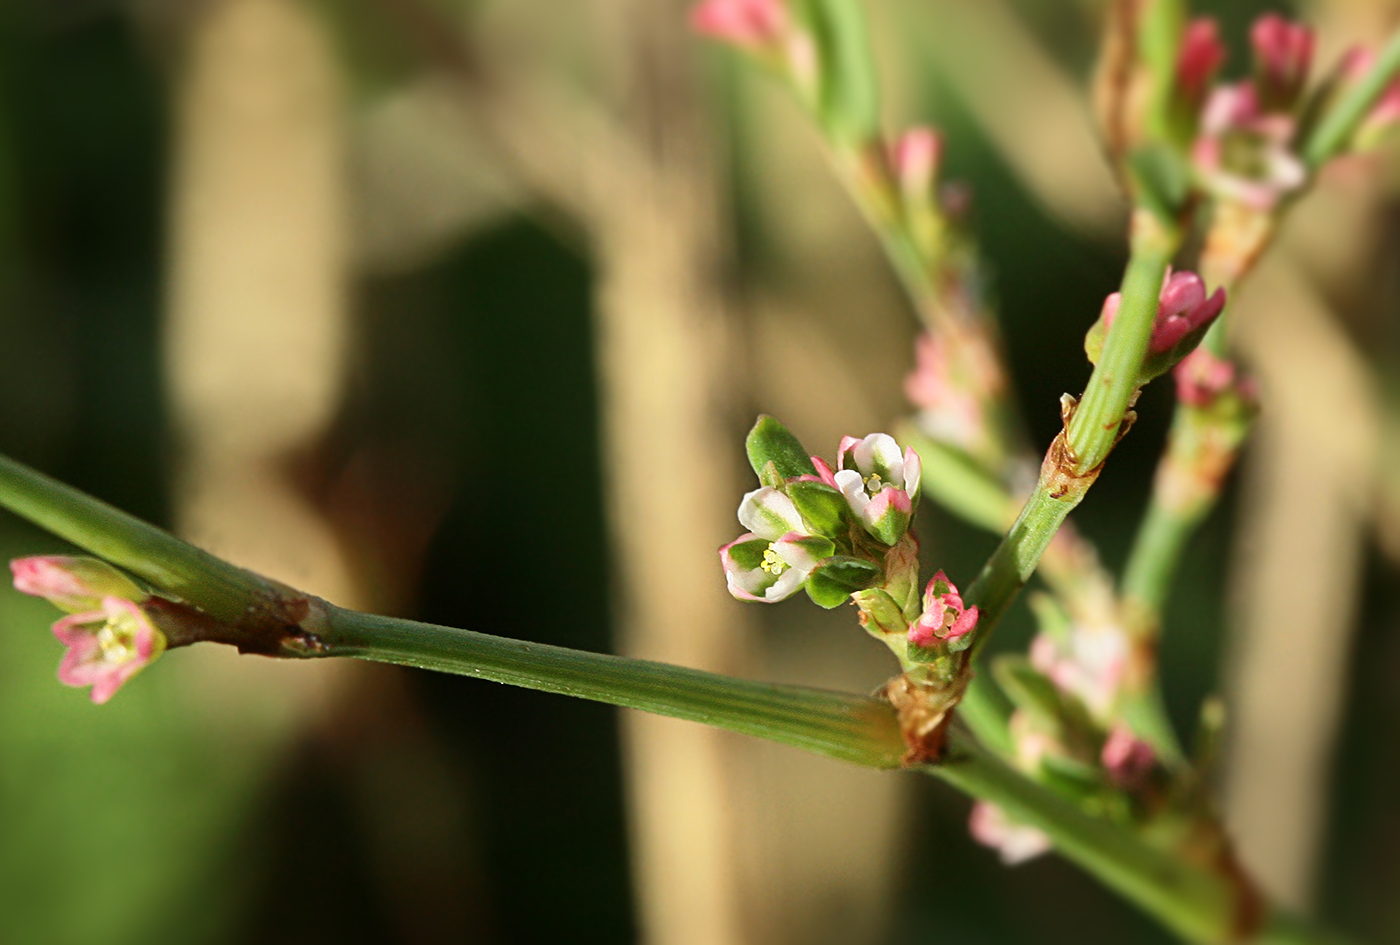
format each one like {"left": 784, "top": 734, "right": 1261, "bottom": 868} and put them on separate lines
{"left": 760, "top": 546, "right": 788, "bottom": 575}
{"left": 95, "top": 610, "right": 141, "bottom": 664}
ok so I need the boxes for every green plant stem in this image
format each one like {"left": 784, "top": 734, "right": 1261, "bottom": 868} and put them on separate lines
{"left": 0, "top": 453, "right": 277, "bottom": 622}
{"left": 1121, "top": 494, "right": 1198, "bottom": 618}
{"left": 1304, "top": 27, "right": 1400, "bottom": 169}
{"left": 964, "top": 483, "right": 1084, "bottom": 659}
{"left": 323, "top": 605, "right": 907, "bottom": 767}
{"left": 1066, "top": 215, "right": 1178, "bottom": 474}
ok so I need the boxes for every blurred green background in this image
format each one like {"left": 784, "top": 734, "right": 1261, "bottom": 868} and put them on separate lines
{"left": 1, "top": 0, "right": 1398, "bottom": 943}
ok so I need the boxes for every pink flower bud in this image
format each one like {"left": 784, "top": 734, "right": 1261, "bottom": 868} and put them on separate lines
{"left": 969, "top": 801, "right": 1051, "bottom": 865}
{"left": 11, "top": 555, "right": 148, "bottom": 614}
{"left": 907, "top": 570, "right": 979, "bottom": 648}
{"left": 1101, "top": 725, "right": 1156, "bottom": 788}
{"left": 891, "top": 126, "right": 942, "bottom": 200}
{"left": 1176, "top": 18, "right": 1225, "bottom": 108}
{"left": 689, "top": 0, "right": 785, "bottom": 50}
{"left": 1250, "top": 14, "right": 1313, "bottom": 112}
{"left": 1173, "top": 347, "right": 1238, "bottom": 406}
{"left": 51, "top": 596, "right": 166, "bottom": 704}
{"left": 1101, "top": 270, "right": 1227, "bottom": 356}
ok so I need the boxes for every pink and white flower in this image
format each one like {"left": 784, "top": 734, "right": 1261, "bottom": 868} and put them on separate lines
{"left": 11, "top": 556, "right": 165, "bottom": 703}
{"left": 969, "top": 801, "right": 1051, "bottom": 865}
{"left": 1101, "top": 269, "right": 1226, "bottom": 355}
{"left": 1192, "top": 83, "right": 1306, "bottom": 210}
{"left": 720, "top": 487, "right": 834, "bottom": 602}
{"left": 834, "top": 433, "right": 921, "bottom": 545}
{"left": 907, "top": 569, "right": 979, "bottom": 648}
{"left": 50, "top": 596, "right": 166, "bottom": 704}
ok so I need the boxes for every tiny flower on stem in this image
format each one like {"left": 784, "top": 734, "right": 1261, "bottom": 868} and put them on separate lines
{"left": 1101, "top": 724, "right": 1156, "bottom": 789}
{"left": 1251, "top": 14, "right": 1314, "bottom": 113}
{"left": 1101, "top": 269, "right": 1226, "bottom": 355}
{"left": 1175, "top": 18, "right": 1226, "bottom": 116}
{"left": 52, "top": 597, "right": 166, "bottom": 704}
{"left": 834, "top": 434, "right": 921, "bottom": 545}
{"left": 1192, "top": 84, "right": 1307, "bottom": 210}
{"left": 10, "top": 556, "right": 164, "bottom": 704}
{"left": 904, "top": 332, "right": 986, "bottom": 455}
{"left": 720, "top": 488, "right": 834, "bottom": 602}
{"left": 689, "top": 0, "right": 784, "bottom": 50}
{"left": 969, "top": 801, "right": 1051, "bottom": 866}
{"left": 907, "top": 570, "right": 979, "bottom": 649}
{"left": 891, "top": 126, "right": 942, "bottom": 202}
{"left": 1173, "top": 347, "right": 1255, "bottom": 408}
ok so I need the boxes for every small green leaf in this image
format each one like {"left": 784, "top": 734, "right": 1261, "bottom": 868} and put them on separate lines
{"left": 806, "top": 556, "right": 881, "bottom": 608}
{"left": 746, "top": 416, "right": 817, "bottom": 482}
{"left": 786, "top": 480, "right": 848, "bottom": 537}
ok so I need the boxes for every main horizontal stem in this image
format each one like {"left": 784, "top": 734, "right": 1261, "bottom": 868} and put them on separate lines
{"left": 322, "top": 605, "right": 907, "bottom": 768}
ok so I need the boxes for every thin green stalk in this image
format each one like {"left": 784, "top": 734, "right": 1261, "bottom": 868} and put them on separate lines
{"left": 1066, "top": 216, "right": 1178, "bottom": 474}
{"left": 1121, "top": 496, "right": 1197, "bottom": 616}
{"left": 964, "top": 482, "right": 1085, "bottom": 659}
{"left": 0, "top": 453, "right": 277, "bottom": 622}
{"left": 323, "top": 605, "right": 907, "bottom": 767}
{"left": 1304, "top": 27, "right": 1400, "bottom": 169}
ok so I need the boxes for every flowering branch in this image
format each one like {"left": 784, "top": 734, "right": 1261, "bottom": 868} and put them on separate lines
{"left": 0, "top": 448, "right": 1357, "bottom": 943}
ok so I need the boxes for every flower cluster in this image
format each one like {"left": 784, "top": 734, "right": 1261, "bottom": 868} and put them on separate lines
{"left": 10, "top": 556, "right": 166, "bottom": 704}
{"left": 721, "top": 419, "right": 921, "bottom": 608}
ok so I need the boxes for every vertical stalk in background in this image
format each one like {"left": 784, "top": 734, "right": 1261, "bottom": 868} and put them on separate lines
{"left": 164, "top": 0, "right": 358, "bottom": 689}
{"left": 591, "top": 2, "right": 749, "bottom": 942}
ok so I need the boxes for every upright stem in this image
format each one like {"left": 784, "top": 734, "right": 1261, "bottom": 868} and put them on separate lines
{"left": 1066, "top": 212, "right": 1178, "bottom": 475}
{"left": 1303, "top": 27, "right": 1400, "bottom": 169}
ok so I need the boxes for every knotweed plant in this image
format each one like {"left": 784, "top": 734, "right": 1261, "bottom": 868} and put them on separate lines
{"left": 4, "top": 1, "right": 1400, "bottom": 942}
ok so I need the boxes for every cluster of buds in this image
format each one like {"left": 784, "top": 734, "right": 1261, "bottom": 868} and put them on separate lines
{"left": 1085, "top": 268, "right": 1227, "bottom": 385}
{"left": 10, "top": 556, "right": 166, "bottom": 704}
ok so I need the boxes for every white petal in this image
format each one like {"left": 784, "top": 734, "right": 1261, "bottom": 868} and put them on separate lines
{"left": 853, "top": 433, "right": 901, "bottom": 478}
{"left": 902, "top": 446, "right": 922, "bottom": 495}
{"left": 833, "top": 469, "right": 869, "bottom": 514}
{"left": 737, "top": 487, "right": 804, "bottom": 540}
{"left": 764, "top": 567, "right": 806, "bottom": 601}
{"left": 773, "top": 538, "right": 820, "bottom": 574}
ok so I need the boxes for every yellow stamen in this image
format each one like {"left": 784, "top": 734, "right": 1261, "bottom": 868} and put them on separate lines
{"left": 95, "top": 611, "right": 140, "bottom": 663}
{"left": 760, "top": 546, "right": 788, "bottom": 575}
